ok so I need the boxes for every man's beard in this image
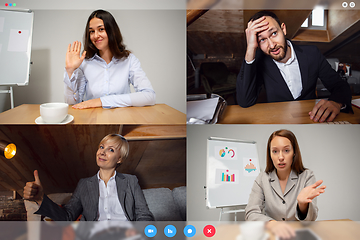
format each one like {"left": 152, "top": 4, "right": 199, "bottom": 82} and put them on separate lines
{"left": 268, "top": 44, "right": 287, "bottom": 62}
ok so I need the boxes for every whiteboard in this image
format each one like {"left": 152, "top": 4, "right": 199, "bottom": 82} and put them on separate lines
{"left": 206, "top": 137, "right": 260, "bottom": 208}
{"left": 0, "top": 9, "right": 33, "bottom": 86}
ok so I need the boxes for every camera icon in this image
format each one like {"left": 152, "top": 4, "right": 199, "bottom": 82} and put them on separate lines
{"left": 144, "top": 225, "right": 157, "bottom": 237}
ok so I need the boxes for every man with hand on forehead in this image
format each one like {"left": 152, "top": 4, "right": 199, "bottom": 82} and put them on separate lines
{"left": 237, "top": 11, "right": 352, "bottom": 122}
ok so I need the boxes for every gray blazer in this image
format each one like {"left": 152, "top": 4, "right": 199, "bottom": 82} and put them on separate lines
{"left": 35, "top": 172, "right": 154, "bottom": 221}
{"left": 245, "top": 169, "right": 318, "bottom": 221}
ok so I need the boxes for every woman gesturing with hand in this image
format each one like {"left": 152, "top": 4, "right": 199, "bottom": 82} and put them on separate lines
{"left": 245, "top": 129, "right": 326, "bottom": 240}
{"left": 64, "top": 10, "right": 155, "bottom": 109}
{"left": 23, "top": 170, "right": 43, "bottom": 205}
{"left": 297, "top": 179, "right": 326, "bottom": 215}
{"left": 65, "top": 41, "right": 86, "bottom": 79}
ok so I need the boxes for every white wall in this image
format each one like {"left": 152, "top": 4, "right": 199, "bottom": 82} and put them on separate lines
{"left": 187, "top": 125, "right": 360, "bottom": 221}
{"left": 1, "top": 9, "right": 185, "bottom": 113}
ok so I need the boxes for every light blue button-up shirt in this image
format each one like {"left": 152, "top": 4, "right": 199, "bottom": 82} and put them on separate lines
{"left": 64, "top": 53, "right": 156, "bottom": 108}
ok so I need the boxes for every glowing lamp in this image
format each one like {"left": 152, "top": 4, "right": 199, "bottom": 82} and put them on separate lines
{"left": 0, "top": 141, "right": 16, "bottom": 159}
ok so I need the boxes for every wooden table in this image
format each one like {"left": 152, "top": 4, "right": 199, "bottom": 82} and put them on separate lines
{"left": 218, "top": 97, "right": 360, "bottom": 124}
{"left": 0, "top": 104, "right": 186, "bottom": 124}
{"left": 192, "top": 220, "right": 360, "bottom": 240}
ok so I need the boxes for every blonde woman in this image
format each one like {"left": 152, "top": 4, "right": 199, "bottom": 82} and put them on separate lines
{"left": 24, "top": 134, "right": 154, "bottom": 221}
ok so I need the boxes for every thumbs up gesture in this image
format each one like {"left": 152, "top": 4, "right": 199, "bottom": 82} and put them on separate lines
{"left": 24, "top": 170, "right": 44, "bottom": 205}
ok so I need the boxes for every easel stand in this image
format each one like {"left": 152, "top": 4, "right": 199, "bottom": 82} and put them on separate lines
{"left": 0, "top": 86, "right": 14, "bottom": 109}
{"left": 219, "top": 206, "right": 246, "bottom": 221}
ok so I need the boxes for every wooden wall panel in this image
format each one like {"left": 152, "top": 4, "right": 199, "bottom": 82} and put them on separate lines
{"left": 121, "top": 140, "right": 150, "bottom": 174}
{"left": 0, "top": 125, "right": 119, "bottom": 195}
{"left": 187, "top": 10, "right": 209, "bottom": 26}
{"left": 187, "top": 31, "right": 246, "bottom": 56}
{"left": 188, "top": 10, "right": 244, "bottom": 33}
{"left": 328, "top": 10, "right": 360, "bottom": 41}
{"left": 121, "top": 125, "right": 186, "bottom": 140}
{"left": 293, "top": 29, "right": 329, "bottom": 42}
{"left": 134, "top": 139, "right": 186, "bottom": 190}
{"left": 0, "top": 125, "right": 186, "bottom": 196}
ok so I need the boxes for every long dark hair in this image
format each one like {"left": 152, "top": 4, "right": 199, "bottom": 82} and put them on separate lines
{"left": 83, "top": 10, "right": 130, "bottom": 59}
{"left": 265, "top": 129, "right": 306, "bottom": 174}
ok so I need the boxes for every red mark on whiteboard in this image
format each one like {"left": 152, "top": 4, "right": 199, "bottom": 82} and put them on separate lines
{"left": 18, "top": 31, "right": 21, "bottom": 34}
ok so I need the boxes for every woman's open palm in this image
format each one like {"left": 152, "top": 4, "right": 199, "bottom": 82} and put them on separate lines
{"left": 297, "top": 180, "right": 326, "bottom": 204}
{"left": 66, "top": 41, "right": 86, "bottom": 75}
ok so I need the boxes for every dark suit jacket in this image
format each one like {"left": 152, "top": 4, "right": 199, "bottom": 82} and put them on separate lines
{"left": 35, "top": 172, "right": 154, "bottom": 221}
{"left": 237, "top": 43, "right": 352, "bottom": 112}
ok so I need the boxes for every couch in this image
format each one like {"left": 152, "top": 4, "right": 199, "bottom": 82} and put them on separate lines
{"left": 24, "top": 186, "right": 186, "bottom": 221}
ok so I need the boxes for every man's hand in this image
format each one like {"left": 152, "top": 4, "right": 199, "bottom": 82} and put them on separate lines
{"left": 72, "top": 98, "right": 102, "bottom": 109}
{"left": 23, "top": 170, "right": 43, "bottom": 205}
{"left": 309, "top": 99, "right": 342, "bottom": 122}
{"left": 245, "top": 16, "right": 269, "bottom": 62}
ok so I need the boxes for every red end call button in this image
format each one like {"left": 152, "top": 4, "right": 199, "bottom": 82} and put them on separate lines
{"left": 203, "top": 225, "right": 216, "bottom": 237}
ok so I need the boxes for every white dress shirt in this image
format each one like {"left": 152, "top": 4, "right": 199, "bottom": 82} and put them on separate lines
{"left": 64, "top": 53, "right": 156, "bottom": 108}
{"left": 97, "top": 171, "right": 128, "bottom": 221}
{"left": 245, "top": 40, "right": 303, "bottom": 100}
{"left": 273, "top": 40, "right": 303, "bottom": 99}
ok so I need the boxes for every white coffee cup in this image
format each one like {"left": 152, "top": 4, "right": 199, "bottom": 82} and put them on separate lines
{"left": 240, "top": 222, "right": 265, "bottom": 240}
{"left": 40, "top": 103, "right": 69, "bottom": 123}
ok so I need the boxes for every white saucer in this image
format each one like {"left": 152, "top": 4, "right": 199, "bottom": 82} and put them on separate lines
{"left": 236, "top": 232, "right": 269, "bottom": 240}
{"left": 35, "top": 114, "right": 74, "bottom": 125}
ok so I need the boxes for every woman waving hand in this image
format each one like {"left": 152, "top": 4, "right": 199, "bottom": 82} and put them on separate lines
{"left": 64, "top": 10, "right": 156, "bottom": 109}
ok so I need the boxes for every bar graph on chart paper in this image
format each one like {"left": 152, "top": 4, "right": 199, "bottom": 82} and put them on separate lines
{"left": 215, "top": 169, "right": 239, "bottom": 184}
{"left": 207, "top": 137, "right": 259, "bottom": 208}
{"left": 222, "top": 171, "right": 235, "bottom": 182}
